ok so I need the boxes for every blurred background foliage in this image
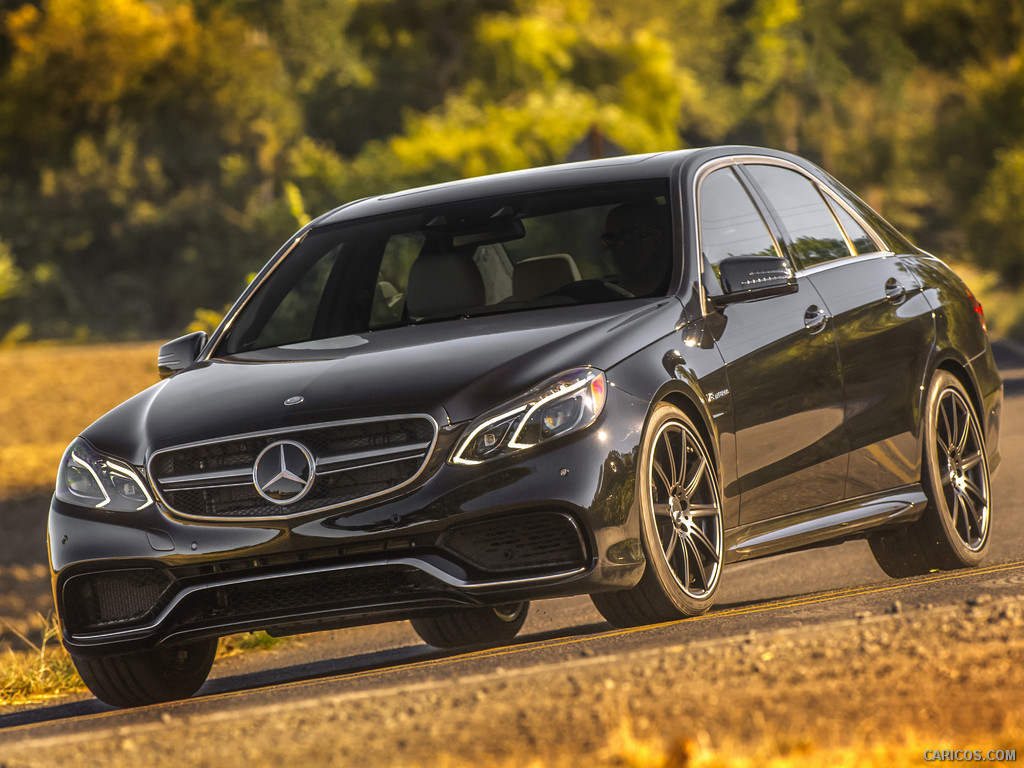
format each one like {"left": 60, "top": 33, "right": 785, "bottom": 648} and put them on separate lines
{"left": 1, "top": 0, "right": 1023, "bottom": 342}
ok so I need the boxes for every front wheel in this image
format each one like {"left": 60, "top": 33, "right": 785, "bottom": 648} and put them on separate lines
{"left": 869, "top": 370, "right": 992, "bottom": 577}
{"left": 592, "top": 403, "right": 724, "bottom": 627}
{"left": 410, "top": 602, "right": 529, "bottom": 649}
{"left": 72, "top": 638, "right": 217, "bottom": 708}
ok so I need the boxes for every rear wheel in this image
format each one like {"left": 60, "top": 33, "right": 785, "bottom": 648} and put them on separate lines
{"left": 72, "top": 638, "right": 217, "bottom": 708}
{"left": 410, "top": 602, "right": 529, "bottom": 649}
{"left": 869, "top": 370, "right": 991, "bottom": 577}
{"left": 592, "top": 403, "right": 724, "bottom": 627}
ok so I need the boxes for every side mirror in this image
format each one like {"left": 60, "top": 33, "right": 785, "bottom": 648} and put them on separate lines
{"left": 708, "top": 255, "right": 798, "bottom": 305}
{"left": 157, "top": 331, "right": 207, "bottom": 379}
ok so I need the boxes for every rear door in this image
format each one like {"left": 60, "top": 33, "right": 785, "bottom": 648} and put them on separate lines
{"left": 741, "top": 162, "right": 935, "bottom": 498}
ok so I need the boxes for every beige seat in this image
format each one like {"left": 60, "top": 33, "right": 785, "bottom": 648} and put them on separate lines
{"left": 405, "top": 252, "right": 485, "bottom": 318}
{"left": 512, "top": 254, "right": 582, "bottom": 301}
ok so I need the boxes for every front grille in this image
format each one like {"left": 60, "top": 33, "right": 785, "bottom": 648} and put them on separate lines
{"left": 439, "top": 512, "right": 587, "bottom": 573}
{"left": 63, "top": 568, "right": 176, "bottom": 633}
{"left": 149, "top": 416, "right": 436, "bottom": 519}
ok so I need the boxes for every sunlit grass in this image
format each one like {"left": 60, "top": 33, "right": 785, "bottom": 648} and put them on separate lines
{"left": 0, "top": 614, "right": 83, "bottom": 705}
{"left": 217, "top": 631, "right": 288, "bottom": 657}
{"left": 421, "top": 717, "right": 1023, "bottom": 768}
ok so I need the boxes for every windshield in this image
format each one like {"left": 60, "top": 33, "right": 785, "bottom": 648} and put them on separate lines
{"left": 216, "top": 180, "right": 673, "bottom": 355}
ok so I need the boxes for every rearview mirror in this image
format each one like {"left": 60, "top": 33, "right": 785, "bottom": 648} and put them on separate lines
{"left": 158, "top": 331, "right": 207, "bottom": 379}
{"left": 708, "top": 255, "right": 798, "bottom": 305}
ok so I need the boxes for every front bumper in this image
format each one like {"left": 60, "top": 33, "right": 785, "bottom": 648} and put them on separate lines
{"left": 49, "top": 386, "right": 650, "bottom": 656}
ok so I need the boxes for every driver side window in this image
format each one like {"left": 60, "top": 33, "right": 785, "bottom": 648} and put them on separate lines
{"left": 698, "top": 167, "right": 783, "bottom": 292}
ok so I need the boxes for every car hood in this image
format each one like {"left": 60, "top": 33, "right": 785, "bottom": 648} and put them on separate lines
{"left": 84, "top": 298, "right": 684, "bottom": 464}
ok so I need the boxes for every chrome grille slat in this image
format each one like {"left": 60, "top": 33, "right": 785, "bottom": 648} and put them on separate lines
{"left": 318, "top": 452, "right": 429, "bottom": 476}
{"left": 160, "top": 467, "right": 254, "bottom": 489}
{"left": 317, "top": 440, "right": 433, "bottom": 469}
{"left": 149, "top": 415, "right": 437, "bottom": 520}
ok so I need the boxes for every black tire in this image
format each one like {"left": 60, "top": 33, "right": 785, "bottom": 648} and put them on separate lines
{"left": 869, "top": 370, "right": 992, "bottom": 577}
{"left": 71, "top": 638, "right": 217, "bottom": 708}
{"left": 591, "top": 403, "right": 724, "bottom": 627}
{"left": 410, "top": 602, "right": 529, "bottom": 649}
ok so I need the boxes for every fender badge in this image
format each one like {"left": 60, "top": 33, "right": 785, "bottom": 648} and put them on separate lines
{"left": 284, "top": 395, "right": 304, "bottom": 406}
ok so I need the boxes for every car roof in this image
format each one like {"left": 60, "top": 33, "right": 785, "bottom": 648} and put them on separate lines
{"left": 313, "top": 145, "right": 809, "bottom": 227}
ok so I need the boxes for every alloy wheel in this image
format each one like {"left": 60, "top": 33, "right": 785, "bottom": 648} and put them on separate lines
{"left": 934, "top": 386, "right": 990, "bottom": 551}
{"left": 648, "top": 419, "right": 723, "bottom": 599}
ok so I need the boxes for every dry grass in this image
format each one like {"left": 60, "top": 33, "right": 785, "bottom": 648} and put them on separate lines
{"left": 420, "top": 717, "right": 1023, "bottom": 768}
{"left": 0, "top": 614, "right": 83, "bottom": 704}
{"left": 0, "top": 625, "right": 287, "bottom": 706}
{"left": 0, "top": 341, "right": 160, "bottom": 498}
{"left": 593, "top": 718, "right": 1024, "bottom": 768}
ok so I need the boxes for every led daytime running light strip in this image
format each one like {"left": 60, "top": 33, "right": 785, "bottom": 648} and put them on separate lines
{"left": 71, "top": 449, "right": 154, "bottom": 511}
{"left": 451, "top": 405, "right": 529, "bottom": 466}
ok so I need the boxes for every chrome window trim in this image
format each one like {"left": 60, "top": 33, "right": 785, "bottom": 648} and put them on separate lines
{"left": 148, "top": 413, "right": 439, "bottom": 521}
{"left": 691, "top": 156, "right": 787, "bottom": 316}
{"left": 794, "top": 251, "right": 894, "bottom": 278}
{"left": 692, "top": 154, "right": 899, "bottom": 317}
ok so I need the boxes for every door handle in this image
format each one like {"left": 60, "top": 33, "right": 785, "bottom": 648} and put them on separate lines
{"left": 885, "top": 277, "right": 906, "bottom": 303}
{"left": 803, "top": 305, "right": 829, "bottom": 334}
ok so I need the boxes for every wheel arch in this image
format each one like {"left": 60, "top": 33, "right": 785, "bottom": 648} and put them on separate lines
{"left": 930, "top": 352, "right": 987, "bottom": 438}
{"left": 639, "top": 381, "right": 734, "bottom": 529}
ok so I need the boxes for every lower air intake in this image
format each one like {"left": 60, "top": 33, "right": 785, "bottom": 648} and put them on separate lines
{"left": 439, "top": 512, "right": 587, "bottom": 574}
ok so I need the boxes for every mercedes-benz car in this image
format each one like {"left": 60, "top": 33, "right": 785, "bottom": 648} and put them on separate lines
{"left": 48, "top": 146, "right": 1002, "bottom": 707}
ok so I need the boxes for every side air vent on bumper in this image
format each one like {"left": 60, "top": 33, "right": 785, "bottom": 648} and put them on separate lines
{"left": 439, "top": 512, "right": 587, "bottom": 574}
{"left": 63, "top": 568, "right": 177, "bottom": 633}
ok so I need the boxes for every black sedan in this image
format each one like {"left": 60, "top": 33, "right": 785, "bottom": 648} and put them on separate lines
{"left": 48, "top": 146, "right": 1002, "bottom": 707}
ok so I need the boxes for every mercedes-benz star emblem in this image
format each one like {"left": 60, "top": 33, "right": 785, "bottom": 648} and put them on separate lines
{"left": 253, "top": 440, "right": 315, "bottom": 505}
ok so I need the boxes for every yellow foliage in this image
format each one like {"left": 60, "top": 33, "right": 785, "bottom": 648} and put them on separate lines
{"left": 5, "top": 0, "right": 191, "bottom": 108}
{"left": 187, "top": 308, "right": 227, "bottom": 336}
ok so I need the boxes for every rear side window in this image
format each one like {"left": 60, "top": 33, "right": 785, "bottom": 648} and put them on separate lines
{"left": 744, "top": 164, "right": 852, "bottom": 269}
{"left": 826, "top": 198, "right": 879, "bottom": 255}
{"left": 698, "top": 167, "right": 783, "bottom": 291}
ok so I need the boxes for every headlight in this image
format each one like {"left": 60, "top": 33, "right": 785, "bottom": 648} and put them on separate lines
{"left": 55, "top": 438, "right": 154, "bottom": 511}
{"left": 451, "top": 368, "right": 607, "bottom": 465}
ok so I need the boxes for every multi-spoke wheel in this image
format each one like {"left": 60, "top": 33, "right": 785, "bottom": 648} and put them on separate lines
{"left": 869, "top": 370, "right": 992, "bottom": 577}
{"left": 592, "top": 403, "right": 724, "bottom": 627}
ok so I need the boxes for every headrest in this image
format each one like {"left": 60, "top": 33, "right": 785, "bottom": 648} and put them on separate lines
{"left": 405, "top": 252, "right": 485, "bottom": 318}
{"left": 512, "top": 254, "right": 582, "bottom": 301}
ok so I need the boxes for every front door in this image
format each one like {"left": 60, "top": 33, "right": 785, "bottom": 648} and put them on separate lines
{"left": 698, "top": 166, "right": 848, "bottom": 524}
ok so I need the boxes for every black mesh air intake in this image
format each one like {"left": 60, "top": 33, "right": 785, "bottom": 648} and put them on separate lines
{"left": 439, "top": 512, "right": 587, "bottom": 574}
{"left": 63, "top": 568, "right": 176, "bottom": 633}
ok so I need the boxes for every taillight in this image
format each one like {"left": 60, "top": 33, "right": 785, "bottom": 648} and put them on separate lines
{"left": 966, "top": 289, "right": 987, "bottom": 333}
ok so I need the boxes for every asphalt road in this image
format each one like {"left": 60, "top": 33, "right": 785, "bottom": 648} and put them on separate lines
{"left": 2, "top": 340, "right": 1022, "bottom": 754}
